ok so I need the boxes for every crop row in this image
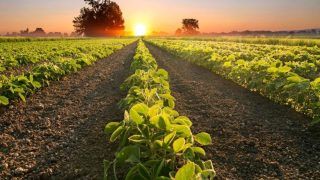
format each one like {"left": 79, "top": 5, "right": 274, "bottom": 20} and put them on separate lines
{"left": 104, "top": 40, "right": 215, "bottom": 179}
{"left": 166, "top": 36, "right": 320, "bottom": 47}
{"left": 0, "top": 39, "right": 135, "bottom": 106}
{"left": 0, "top": 37, "right": 84, "bottom": 43}
{"left": 151, "top": 39, "right": 320, "bottom": 80}
{"left": 0, "top": 39, "right": 133, "bottom": 72}
{"left": 147, "top": 39, "right": 320, "bottom": 124}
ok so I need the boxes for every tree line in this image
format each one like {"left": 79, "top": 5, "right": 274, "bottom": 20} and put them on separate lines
{"left": 4, "top": 28, "right": 77, "bottom": 37}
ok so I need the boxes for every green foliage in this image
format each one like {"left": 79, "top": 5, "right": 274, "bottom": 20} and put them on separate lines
{"left": 161, "top": 36, "right": 320, "bottom": 47}
{"left": 148, "top": 38, "right": 320, "bottom": 124}
{"left": 105, "top": 40, "right": 215, "bottom": 179}
{"left": 175, "top": 162, "right": 195, "bottom": 180}
{"left": 195, "top": 132, "right": 212, "bottom": 146}
{"left": 0, "top": 95, "right": 9, "bottom": 105}
{"left": 0, "top": 39, "right": 135, "bottom": 106}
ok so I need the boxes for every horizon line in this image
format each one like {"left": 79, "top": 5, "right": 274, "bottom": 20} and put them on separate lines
{"left": 1, "top": 27, "right": 320, "bottom": 36}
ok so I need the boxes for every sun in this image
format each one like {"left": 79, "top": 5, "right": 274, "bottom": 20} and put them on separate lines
{"left": 134, "top": 24, "right": 147, "bottom": 36}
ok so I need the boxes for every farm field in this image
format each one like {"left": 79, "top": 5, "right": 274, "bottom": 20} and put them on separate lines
{"left": 1, "top": 0, "right": 320, "bottom": 179}
{"left": 0, "top": 38, "right": 135, "bottom": 106}
{"left": 163, "top": 36, "right": 320, "bottom": 47}
{"left": 147, "top": 38, "right": 320, "bottom": 123}
{"left": 145, "top": 41, "right": 320, "bottom": 179}
{"left": 0, "top": 39, "right": 138, "bottom": 178}
{"left": 0, "top": 38, "right": 319, "bottom": 179}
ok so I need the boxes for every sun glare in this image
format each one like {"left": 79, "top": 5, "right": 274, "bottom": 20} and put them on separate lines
{"left": 134, "top": 24, "right": 147, "bottom": 36}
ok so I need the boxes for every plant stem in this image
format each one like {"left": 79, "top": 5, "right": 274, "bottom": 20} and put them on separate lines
{"left": 113, "top": 160, "right": 118, "bottom": 180}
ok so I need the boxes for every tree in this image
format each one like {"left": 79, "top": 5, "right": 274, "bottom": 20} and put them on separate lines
{"left": 73, "top": 0, "right": 125, "bottom": 36}
{"left": 181, "top": 19, "right": 200, "bottom": 35}
{"left": 20, "top": 28, "right": 29, "bottom": 36}
{"left": 175, "top": 28, "right": 182, "bottom": 36}
{"left": 32, "top": 28, "right": 46, "bottom": 37}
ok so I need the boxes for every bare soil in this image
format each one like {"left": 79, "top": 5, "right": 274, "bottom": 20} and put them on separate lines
{"left": 1, "top": 40, "right": 319, "bottom": 179}
{"left": 146, "top": 42, "right": 320, "bottom": 180}
{"left": 0, "top": 42, "right": 137, "bottom": 179}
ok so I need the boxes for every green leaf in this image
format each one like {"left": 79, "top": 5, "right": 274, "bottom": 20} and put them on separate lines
{"left": 150, "top": 115, "right": 171, "bottom": 130}
{"left": 156, "top": 69, "right": 168, "bottom": 78}
{"left": 159, "top": 115, "right": 171, "bottom": 130}
{"left": 267, "top": 67, "right": 278, "bottom": 73}
{"left": 124, "top": 110, "right": 130, "bottom": 121}
{"left": 131, "top": 103, "right": 149, "bottom": 116}
{"left": 201, "top": 160, "right": 216, "bottom": 177}
{"left": 195, "top": 132, "right": 212, "bottom": 146}
{"left": 17, "top": 75, "right": 29, "bottom": 82}
{"left": 31, "top": 80, "right": 41, "bottom": 89}
{"left": 125, "top": 165, "right": 140, "bottom": 180}
{"left": 129, "top": 135, "right": 146, "bottom": 143}
{"left": 278, "top": 66, "right": 291, "bottom": 73}
{"left": 287, "top": 76, "right": 306, "bottom": 83}
{"left": 182, "top": 143, "right": 193, "bottom": 152}
{"left": 203, "top": 160, "right": 214, "bottom": 170}
{"left": 184, "top": 148, "right": 195, "bottom": 159}
{"left": 173, "top": 125, "right": 192, "bottom": 137}
{"left": 130, "top": 109, "right": 144, "bottom": 124}
{"left": 138, "top": 163, "right": 151, "bottom": 180}
{"left": 160, "top": 94, "right": 175, "bottom": 108}
{"left": 156, "top": 159, "right": 165, "bottom": 177}
{"left": 18, "top": 93, "right": 26, "bottom": 102}
{"left": 110, "top": 126, "right": 124, "bottom": 142}
{"left": 311, "top": 116, "right": 320, "bottom": 125}
{"left": 191, "top": 147, "right": 206, "bottom": 156}
{"left": 0, "top": 66, "right": 5, "bottom": 72}
{"left": 104, "top": 122, "right": 120, "bottom": 134}
{"left": 0, "top": 96, "right": 9, "bottom": 105}
{"left": 164, "top": 131, "right": 176, "bottom": 145}
{"left": 175, "top": 162, "right": 195, "bottom": 180}
{"left": 173, "top": 138, "right": 185, "bottom": 153}
{"left": 154, "top": 140, "right": 163, "bottom": 147}
{"left": 156, "top": 177, "right": 171, "bottom": 180}
{"left": 223, "top": 61, "right": 232, "bottom": 68}
{"left": 173, "top": 116, "right": 192, "bottom": 127}
{"left": 163, "top": 107, "right": 179, "bottom": 117}
{"left": 194, "top": 163, "right": 202, "bottom": 174}
{"left": 148, "top": 104, "right": 162, "bottom": 117}
{"left": 103, "top": 160, "right": 111, "bottom": 179}
{"left": 116, "top": 145, "right": 140, "bottom": 164}
{"left": 15, "top": 88, "right": 25, "bottom": 93}
{"left": 150, "top": 115, "right": 161, "bottom": 127}
{"left": 201, "top": 169, "right": 216, "bottom": 178}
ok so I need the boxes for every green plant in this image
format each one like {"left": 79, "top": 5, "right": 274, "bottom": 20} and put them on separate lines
{"left": 147, "top": 38, "right": 320, "bottom": 123}
{"left": 0, "top": 38, "right": 136, "bottom": 106}
{"left": 104, "top": 40, "right": 215, "bottom": 179}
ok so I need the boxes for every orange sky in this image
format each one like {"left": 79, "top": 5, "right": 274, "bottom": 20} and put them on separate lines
{"left": 0, "top": 0, "right": 320, "bottom": 35}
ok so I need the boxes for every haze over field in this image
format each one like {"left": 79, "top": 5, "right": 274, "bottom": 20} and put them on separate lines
{"left": 0, "top": 0, "right": 320, "bottom": 35}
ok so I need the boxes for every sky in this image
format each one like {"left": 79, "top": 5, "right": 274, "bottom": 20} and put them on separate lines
{"left": 0, "top": 0, "right": 320, "bottom": 35}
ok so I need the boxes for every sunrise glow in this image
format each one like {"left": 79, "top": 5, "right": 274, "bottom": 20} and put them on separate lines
{"left": 134, "top": 23, "right": 147, "bottom": 36}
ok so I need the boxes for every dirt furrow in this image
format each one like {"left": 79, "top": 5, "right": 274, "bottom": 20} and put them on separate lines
{"left": 146, "top": 42, "right": 320, "bottom": 179}
{"left": 0, "top": 42, "right": 137, "bottom": 179}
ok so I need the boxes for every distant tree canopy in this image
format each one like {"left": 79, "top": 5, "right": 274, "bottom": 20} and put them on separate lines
{"left": 175, "top": 18, "right": 200, "bottom": 36}
{"left": 33, "top": 28, "right": 46, "bottom": 36}
{"left": 73, "top": 0, "right": 125, "bottom": 36}
{"left": 175, "top": 28, "right": 182, "bottom": 36}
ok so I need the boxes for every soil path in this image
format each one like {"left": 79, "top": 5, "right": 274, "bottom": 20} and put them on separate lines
{"left": 0, "top": 42, "right": 137, "bottom": 179}
{"left": 146, "top": 42, "right": 320, "bottom": 179}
